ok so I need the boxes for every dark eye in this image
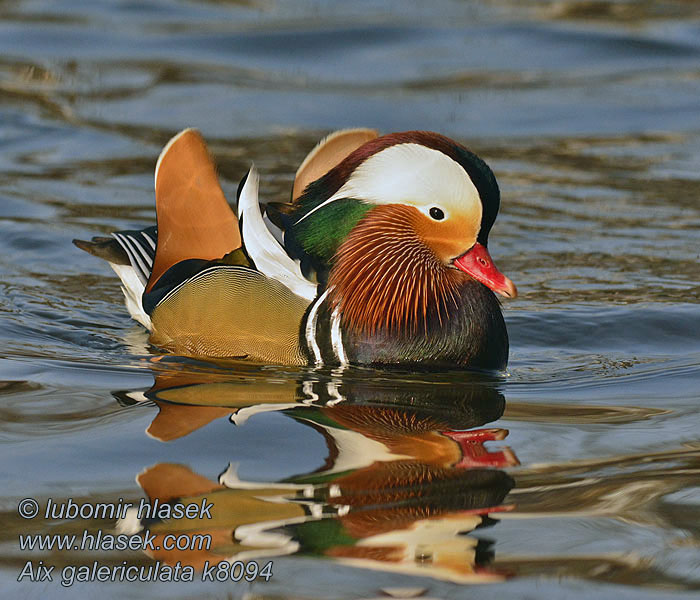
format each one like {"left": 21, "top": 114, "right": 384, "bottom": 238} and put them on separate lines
{"left": 429, "top": 207, "right": 445, "bottom": 220}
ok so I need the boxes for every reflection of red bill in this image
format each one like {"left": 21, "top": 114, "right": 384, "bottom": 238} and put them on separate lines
{"left": 442, "top": 428, "right": 520, "bottom": 469}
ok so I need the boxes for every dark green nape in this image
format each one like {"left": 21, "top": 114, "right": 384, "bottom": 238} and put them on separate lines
{"left": 292, "top": 198, "right": 372, "bottom": 265}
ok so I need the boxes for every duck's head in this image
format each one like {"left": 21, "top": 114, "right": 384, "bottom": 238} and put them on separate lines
{"left": 278, "top": 131, "right": 516, "bottom": 334}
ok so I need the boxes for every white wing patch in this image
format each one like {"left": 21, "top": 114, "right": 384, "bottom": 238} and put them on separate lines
{"left": 237, "top": 166, "right": 317, "bottom": 302}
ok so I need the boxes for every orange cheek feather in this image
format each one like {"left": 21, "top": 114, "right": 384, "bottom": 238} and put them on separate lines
{"left": 328, "top": 204, "right": 464, "bottom": 336}
{"left": 409, "top": 208, "right": 517, "bottom": 299}
{"left": 410, "top": 211, "right": 481, "bottom": 264}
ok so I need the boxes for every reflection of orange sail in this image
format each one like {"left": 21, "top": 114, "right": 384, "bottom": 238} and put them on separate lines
{"left": 116, "top": 360, "right": 302, "bottom": 441}
{"left": 124, "top": 463, "right": 307, "bottom": 570}
{"left": 128, "top": 464, "right": 231, "bottom": 569}
{"left": 146, "top": 403, "right": 231, "bottom": 442}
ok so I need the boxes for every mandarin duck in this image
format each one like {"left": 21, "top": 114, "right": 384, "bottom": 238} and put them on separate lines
{"left": 75, "top": 128, "right": 516, "bottom": 369}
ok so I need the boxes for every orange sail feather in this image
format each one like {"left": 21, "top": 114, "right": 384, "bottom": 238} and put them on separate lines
{"left": 148, "top": 129, "right": 241, "bottom": 292}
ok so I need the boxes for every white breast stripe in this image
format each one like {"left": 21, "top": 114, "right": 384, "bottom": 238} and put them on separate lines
{"left": 305, "top": 289, "right": 329, "bottom": 365}
{"left": 330, "top": 308, "right": 348, "bottom": 366}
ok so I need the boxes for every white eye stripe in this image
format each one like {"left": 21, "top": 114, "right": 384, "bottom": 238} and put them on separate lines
{"left": 296, "top": 143, "right": 481, "bottom": 225}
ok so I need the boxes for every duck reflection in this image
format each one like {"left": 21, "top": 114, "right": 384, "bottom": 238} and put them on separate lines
{"left": 115, "top": 362, "right": 517, "bottom": 583}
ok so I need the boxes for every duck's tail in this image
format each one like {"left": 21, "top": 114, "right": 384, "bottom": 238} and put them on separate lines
{"left": 73, "top": 228, "right": 156, "bottom": 329}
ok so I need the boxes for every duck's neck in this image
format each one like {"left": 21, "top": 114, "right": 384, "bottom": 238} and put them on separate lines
{"left": 327, "top": 205, "right": 463, "bottom": 334}
{"left": 324, "top": 205, "right": 508, "bottom": 369}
